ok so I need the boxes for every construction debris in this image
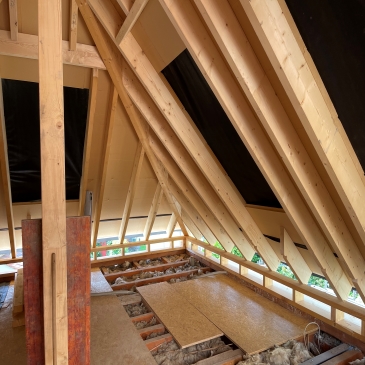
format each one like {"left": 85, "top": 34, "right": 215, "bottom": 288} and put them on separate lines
{"left": 350, "top": 359, "right": 365, "bottom": 364}
{"left": 237, "top": 340, "right": 312, "bottom": 365}
{"left": 152, "top": 338, "right": 231, "bottom": 365}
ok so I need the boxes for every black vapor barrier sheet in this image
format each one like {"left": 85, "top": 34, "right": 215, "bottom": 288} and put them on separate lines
{"left": 162, "top": 50, "right": 280, "bottom": 208}
{"left": 285, "top": 0, "right": 365, "bottom": 171}
{"left": 2, "top": 79, "right": 89, "bottom": 203}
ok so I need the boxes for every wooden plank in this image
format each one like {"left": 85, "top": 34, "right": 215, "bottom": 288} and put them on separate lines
{"left": 118, "top": 293, "right": 142, "bottom": 306}
{"left": 66, "top": 217, "right": 91, "bottom": 365}
{"left": 130, "top": 311, "right": 155, "bottom": 323}
{"left": 86, "top": 0, "right": 278, "bottom": 269}
{"left": 90, "top": 248, "right": 186, "bottom": 268}
{"left": 69, "top": 0, "right": 78, "bottom": 51}
{"left": 138, "top": 282, "right": 222, "bottom": 348}
{"left": 144, "top": 333, "right": 173, "bottom": 351}
{"left": 112, "top": 267, "right": 211, "bottom": 290}
{"left": 78, "top": 68, "right": 98, "bottom": 216}
{"left": 118, "top": 142, "right": 144, "bottom": 244}
{"left": 115, "top": 0, "right": 148, "bottom": 45}
{"left": 280, "top": 227, "right": 311, "bottom": 285}
{"left": 300, "top": 344, "right": 352, "bottom": 365}
{"left": 12, "top": 311, "right": 25, "bottom": 327}
{"left": 91, "top": 86, "right": 118, "bottom": 248}
{"left": 12, "top": 268, "right": 23, "bottom": 313}
{"left": 143, "top": 183, "right": 163, "bottom": 240}
{"left": 38, "top": 0, "right": 68, "bottom": 361}
{"left": 0, "top": 80, "right": 16, "bottom": 259}
{"left": 22, "top": 219, "right": 44, "bottom": 364}
{"left": 321, "top": 350, "right": 364, "bottom": 365}
{"left": 91, "top": 295, "right": 155, "bottom": 364}
{"left": 0, "top": 30, "right": 105, "bottom": 69}
{"left": 9, "top": 0, "right": 18, "bottom": 41}
{"left": 173, "top": 274, "right": 310, "bottom": 354}
{"left": 240, "top": 0, "right": 365, "bottom": 247}
{"left": 138, "top": 323, "right": 165, "bottom": 340}
{"left": 190, "top": 0, "right": 365, "bottom": 301}
{"left": 166, "top": 212, "right": 177, "bottom": 237}
{"left": 195, "top": 349, "right": 243, "bottom": 365}
{"left": 104, "top": 259, "right": 189, "bottom": 282}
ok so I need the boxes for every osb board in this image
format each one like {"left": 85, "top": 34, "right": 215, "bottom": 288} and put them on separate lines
{"left": 91, "top": 270, "right": 113, "bottom": 294}
{"left": 91, "top": 295, "right": 155, "bottom": 365}
{"left": 173, "top": 274, "right": 310, "bottom": 354}
{"left": 138, "top": 282, "right": 222, "bottom": 348}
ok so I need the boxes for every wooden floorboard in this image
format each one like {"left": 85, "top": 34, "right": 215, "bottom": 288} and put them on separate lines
{"left": 138, "top": 282, "right": 222, "bottom": 348}
{"left": 91, "top": 295, "right": 155, "bottom": 365}
{"left": 173, "top": 274, "right": 310, "bottom": 354}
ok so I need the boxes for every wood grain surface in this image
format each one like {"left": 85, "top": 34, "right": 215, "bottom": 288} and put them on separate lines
{"left": 173, "top": 274, "right": 310, "bottom": 354}
{"left": 138, "top": 282, "right": 222, "bottom": 348}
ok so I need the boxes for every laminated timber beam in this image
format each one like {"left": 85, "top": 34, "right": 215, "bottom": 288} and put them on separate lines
{"left": 280, "top": 227, "right": 311, "bottom": 285}
{"left": 118, "top": 142, "right": 144, "bottom": 244}
{"left": 115, "top": 0, "right": 148, "bottom": 45}
{"left": 239, "top": 0, "right": 365, "bottom": 248}
{"left": 75, "top": 1, "right": 188, "bottom": 237}
{"left": 159, "top": 0, "right": 353, "bottom": 301}
{"left": 85, "top": 0, "right": 278, "bottom": 270}
{"left": 91, "top": 86, "right": 118, "bottom": 248}
{"left": 0, "top": 80, "right": 16, "bottom": 259}
{"left": 143, "top": 183, "right": 163, "bottom": 240}
{"left": 0, "top": 30, "right": 105, "bottom": 69}
{"left": 38, "top": 0, "right": 68, "bottom": 362}
{"left": 79, "top": 68, "right": 99, "bottom": 216}
{"left": 69, "top": 0, "right": 78, "bottom": 51}
{"left": 189, "top": 0, "right": 365, "bottom": 302}
{"left": 8, "top": 0, "right": 18, "bottom": 41}
{"left": 181, "top": 210, "right": 204, "bottom": 241}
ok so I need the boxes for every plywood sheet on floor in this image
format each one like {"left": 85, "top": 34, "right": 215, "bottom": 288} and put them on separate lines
{"left": 91, "top": 268, "right": 113, "bottom": 293}
{"left": 137, "top": 282, "right": 222, "bottom": 348}
{"left": 173, "top": 274, "right": 309, "bottom": 354}
{"left": 91, "top": 295, "right": 155, "bottom": 365}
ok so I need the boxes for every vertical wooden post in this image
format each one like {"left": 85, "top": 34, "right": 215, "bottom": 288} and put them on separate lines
{"left": 38, "top": 0, "right": 68, "bottom": 364}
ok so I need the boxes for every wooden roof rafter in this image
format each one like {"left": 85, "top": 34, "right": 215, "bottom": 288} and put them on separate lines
{"left": 118, "top": 141, "right": 145, "bottom": 244}
{"left": 240, "top": 0, "right": 365, "bottom": 248}
{"left": 91, "top": 86, "right": 118, "bottom": 249}
{"left": 9, "top": 0, "right": 18, "bottom": 41}
{"left": 191, "top": 0, "right": 365, "bottom": 302}
{"left": 159, "top": 0, "right": 353, "bottom": 301}
{"left": 86, "top": 0, "right": 280, "bottom": 270}
{"left": 143, "top": 182, "right": 163, "bottom": 240}
{"left": 69, "top": 0, "right": 78, "bottom": 51}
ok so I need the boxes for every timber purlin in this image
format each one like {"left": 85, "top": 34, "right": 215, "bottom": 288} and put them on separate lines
{"left": 22, "top": 217, "right": 91, "bottom": 365}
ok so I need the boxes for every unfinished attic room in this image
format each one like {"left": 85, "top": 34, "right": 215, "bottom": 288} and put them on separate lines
{"left": 2, "top": 1, "right": 365, "bottom": 365}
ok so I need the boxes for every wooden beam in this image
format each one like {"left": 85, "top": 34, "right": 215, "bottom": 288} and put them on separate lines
{"left": 78, "top": 68, "right": 99, "bottom": 216}
{"left": 8, "top": 0, "right": 18, "bottom": 41}
{"left": 143, "top": 183, "right": 163, "bottom": 240}
{"left": 91, "top": 86, "right": 118, "bottom": 248}
{"left": 0, "top": 80, "right": 16, "bottom": 259}
{"left": 239, "top": 0, "right": 365, "bottom": 248}
{"left": 118, "top": 142, "right": 144, "bottom": 244}
{"left": 191, "top": 0, "right": 365, "bottom": 302}
{"left": 0, "top": 30, "right": 105, "bottom": 69}
{"left": 115, "top": 0, "right": 148, "bottom": 45}
{"left": 38, "top": 0, "right": 68, "bottom": 362}
{"left": 166, "top": 212, "right": 177, "bottom": 237}
{"left": 13, "top": 268, "right": 24, "bottom": 313}
{"left": 159, "top": 0, "right": 352, "bottom": 300}
{"left": 69, "top": 0, "right": 78, "bottom": 51}
{"left": 280, "top": 227, "right": 311, "bottom": 285}
{"left": 87, "top": 0, "right": 280, "bottom": 271}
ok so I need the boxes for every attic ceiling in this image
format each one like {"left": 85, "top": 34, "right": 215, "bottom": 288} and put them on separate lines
{"left": 0, "top": 0, "right": 364, "bottom": 305}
